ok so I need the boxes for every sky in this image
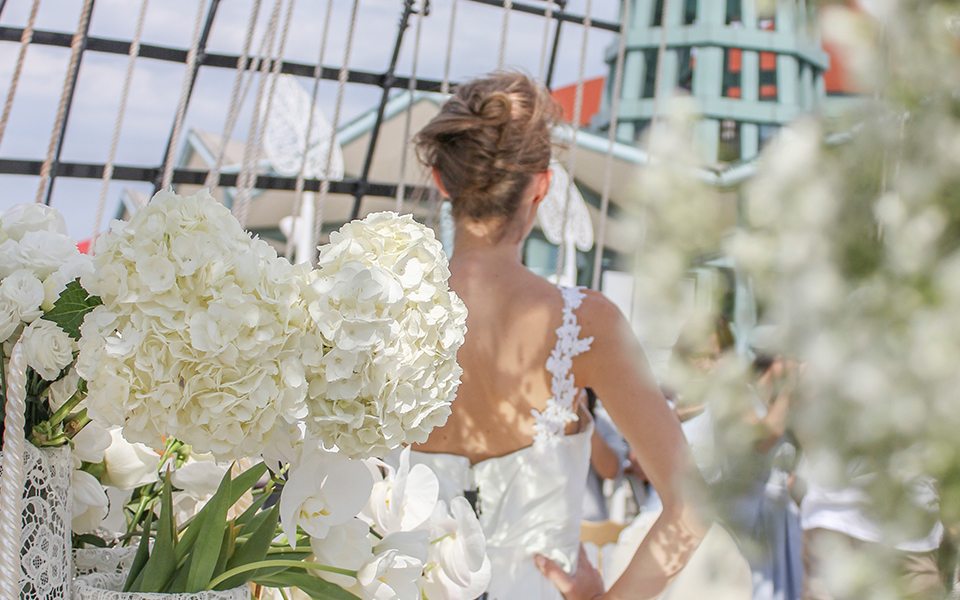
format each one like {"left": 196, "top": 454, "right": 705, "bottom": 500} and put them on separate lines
{"left": 0, "top": 0, "right": 619, "bottom": 240}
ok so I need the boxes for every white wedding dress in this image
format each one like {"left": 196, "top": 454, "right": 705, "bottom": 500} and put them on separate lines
{"left": 411, "top": 286, "right": 595, "bottom": 599}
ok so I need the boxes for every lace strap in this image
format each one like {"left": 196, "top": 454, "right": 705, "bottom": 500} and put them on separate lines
{"left": 532, "top": 286, "right": 595, "bottom": 445}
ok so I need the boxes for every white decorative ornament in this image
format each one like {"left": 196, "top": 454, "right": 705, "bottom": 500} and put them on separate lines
{"left": 262, "top": 74, "right": 344, "bottom": 265}
{"left": 537, "top": 162, "right": 594, "bottom": 287}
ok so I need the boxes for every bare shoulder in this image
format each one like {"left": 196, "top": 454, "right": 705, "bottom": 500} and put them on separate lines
{"left": 575, "top": 288, "right": 628, "bottom": 335}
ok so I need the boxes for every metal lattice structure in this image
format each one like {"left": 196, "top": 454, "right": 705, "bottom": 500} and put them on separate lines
{"left": 0, "top": 0, "right": 620, "bottom": 240}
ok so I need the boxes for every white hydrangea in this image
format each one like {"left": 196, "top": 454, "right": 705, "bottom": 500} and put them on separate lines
{"left": 302, "top": 212, "right": 468, "bottom": 458}
{"left": 77, "top": 189, "right": 315, "bottom": 461}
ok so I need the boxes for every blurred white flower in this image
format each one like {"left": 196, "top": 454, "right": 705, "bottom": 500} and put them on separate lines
{"left": 0, "top": 203, "right": 67, "bottom": 241}
{"left": 20, "top": 319, "right": 74, "bottom": 381}
{"left": 17, "top": 230, "right": 80, "bottom": 280}
{"left": 72, "top": 468, "right": 109, "bottom": 534}
{"left": 280, "top": 450, "right": 373, "bottom": 545}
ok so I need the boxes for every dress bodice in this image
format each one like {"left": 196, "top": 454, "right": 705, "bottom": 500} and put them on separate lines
{"left": 410, "top": 286, "right": 595, "bottom": 599}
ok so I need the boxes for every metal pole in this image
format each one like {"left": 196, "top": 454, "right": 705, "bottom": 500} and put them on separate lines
{"left": 348, "top": 0, "right": 419, "bottom": 221}
{"left": 544, "top": 0, "right": 568, "bottom": 89}
{"left": 152, "top": 0, "right": 221, "bottom": 195}
{"left": 41, "top": 0, "right": 96, "bottom": 205}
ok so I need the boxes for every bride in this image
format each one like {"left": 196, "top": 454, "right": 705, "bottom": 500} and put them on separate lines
{"left": 410, "top": 72, "right": 705, "bottom": 599}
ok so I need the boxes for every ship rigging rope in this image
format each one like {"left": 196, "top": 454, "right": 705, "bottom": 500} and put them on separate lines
{"left": 91, "top": 0, "right": 150, "bottom": 254}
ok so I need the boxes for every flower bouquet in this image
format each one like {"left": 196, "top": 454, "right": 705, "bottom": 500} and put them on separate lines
{"left": 0, "top": 203, "right": 107, "bottom": 598}
{"left": 73, "top": 190, "right": 485, "bottom": 599}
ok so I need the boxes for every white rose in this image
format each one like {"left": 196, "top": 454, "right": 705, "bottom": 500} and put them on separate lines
{"left": 102, "top": 428, "right": 160, "bottom": 490}
{"left": 0, "top": 239, "right": 22, "bottom": 278}
{"left": 0, "top": 298, "right": 19, "bottom": 342}
{"left": 41, "top": 253, "right": 94, "bottom": 311}
{"left": 47, "top": 368, "right": 81, "bottom": 412}
{"left": 20, "top": 319, "right": 74, "bottom": 381}
{"left": 72, "top": 420, "right": 112, "bottom": 465}
{"left": 0, "top": 269, "right": 44, "bottom": 323}
{"left": 309, "top": 519, "right": 375, "bottom": 588}
{"left": 72, "top": 468, "right": 109, "bottom": 534}
{"left": 17, "top": 230, "right": 79, "bottom": 279}
{"left": 279, "top": 450, "right": 373, "bottom": 546}
{"left": 363, "top": 447, "right": 439, "bottom": 535}
{"left": 1, "top": 203, "right": 67, "bottom": 241}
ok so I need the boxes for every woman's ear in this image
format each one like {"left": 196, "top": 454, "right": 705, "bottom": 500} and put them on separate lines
{"left": 532, "top": 169, "right": 552, "bottom": 206}
{"left": 432, "top": 168, "right": 450, "bottom": 199}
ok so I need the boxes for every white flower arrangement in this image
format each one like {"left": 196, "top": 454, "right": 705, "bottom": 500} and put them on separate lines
{"left": 70, "top": 190, "right": 479, "bottom": 598}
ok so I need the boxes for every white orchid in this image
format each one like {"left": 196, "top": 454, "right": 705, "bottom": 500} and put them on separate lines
{"left": 421, "top": 498, "right": 491, "bottom": 600}
{"left": 309, "top": 519, "right": 375, "bottom": 588}
{"left": 279, "top": 450, "right": 373, "bottom": 545}
{"left": 362, "top": 447, "right": 440, "bottom": 535}
{"left": 354, "top": 548, "right": 424, "bottom": 600}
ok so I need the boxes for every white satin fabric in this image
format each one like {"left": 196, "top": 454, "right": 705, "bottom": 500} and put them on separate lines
{"left": 411, "top": 423, "right": 593, "bottom": 600}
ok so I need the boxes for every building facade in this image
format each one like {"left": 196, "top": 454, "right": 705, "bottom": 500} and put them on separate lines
{"left": 592, "top": 0, "right": 830, "bottom": 164}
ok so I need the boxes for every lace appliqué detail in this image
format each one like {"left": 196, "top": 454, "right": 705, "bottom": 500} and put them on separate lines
{"left": 532, "top": 286, "right": 594, "bottom": 445}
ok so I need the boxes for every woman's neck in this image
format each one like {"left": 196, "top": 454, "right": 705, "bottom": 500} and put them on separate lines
{"left": 451, "top": 219, "right": 525, "bottom": 267}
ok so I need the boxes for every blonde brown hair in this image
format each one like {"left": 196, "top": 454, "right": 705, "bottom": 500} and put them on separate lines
{"left": 414, "top": 71, "right": 560, "bottom": 222}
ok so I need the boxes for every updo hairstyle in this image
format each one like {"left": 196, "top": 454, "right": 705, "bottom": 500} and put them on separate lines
{"left": 414, "top": 71, "right": 560, "bottom": 222}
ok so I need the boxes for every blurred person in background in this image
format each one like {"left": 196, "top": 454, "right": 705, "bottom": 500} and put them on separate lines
{"left": 724, "top": 328, "right": 804, "bottom": 600}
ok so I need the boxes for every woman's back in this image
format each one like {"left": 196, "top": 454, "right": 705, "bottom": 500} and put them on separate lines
{"left": 416, "top": 259, "right": 577, "bottom": 462}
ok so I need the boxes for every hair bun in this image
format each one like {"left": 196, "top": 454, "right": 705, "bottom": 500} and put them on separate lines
{"left": 476, "top": 92, "right": 513, "bottom": 127}
{"left": 414, "top": 71, "right": 560, "bottom": 223}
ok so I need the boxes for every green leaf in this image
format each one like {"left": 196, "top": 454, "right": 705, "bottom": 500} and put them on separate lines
{"left": 184, "top": 470, "right": 231, "bottom": 592}
{"left": 255, "top": 570, "right": 359, "bottom": 600}
{"left": 217, "top": 503, "right": 280, "bottom": 590}
{"left": 123, "top": 507, "right": 155, "bottom": 592}
{"left": 42, "top": 279, "right": 101, "bottom": 340}
{"left": 234, "top": 492, "right": 272, "bottom": 530}
{"left": 178, "top": 462, "right": 266, "bottom": 534}
{"left": 212, "top": 524, "right": 237, "bottom": 583}
{"left": 137, "top": 473, "right": 177, "bottom": 592}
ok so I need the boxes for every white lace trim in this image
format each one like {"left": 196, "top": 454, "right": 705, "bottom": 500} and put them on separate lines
{"left": 74, "top": 572, "right": 250, "bottom": 599}
{"left": 532, "top": 286, "right": 594, "bottom": 445}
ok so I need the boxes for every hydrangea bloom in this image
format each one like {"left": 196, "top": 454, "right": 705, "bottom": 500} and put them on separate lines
{"left": 77, "top": 189, "right": 315, "bottom": 460}
{"left": 302, "top": 212, "right": 468, "bottom": 458}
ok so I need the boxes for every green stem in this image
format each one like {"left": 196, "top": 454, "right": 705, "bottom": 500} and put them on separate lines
{"left": 46, "top": 388, "right": 85, "bottom": 429}
{"left": 207, "top": 560, "right": 357, "bottom": 590}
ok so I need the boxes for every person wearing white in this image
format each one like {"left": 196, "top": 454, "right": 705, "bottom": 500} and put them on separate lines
{"left": 799, "top": 459, "right": 945, "bottom": 599}
{"left": 410, "top": 72, "right": 705, "bottom": 599}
